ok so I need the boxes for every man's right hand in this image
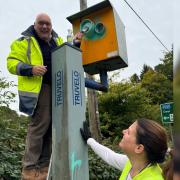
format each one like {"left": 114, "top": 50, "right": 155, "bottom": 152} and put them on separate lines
{"left": 32, "top": 65, "right": 47, "bottom": 76}
{"left": 73, "top": 32, "right": 84, "bottom": 47}
{"left": 74, "top": 32, "right": 84, "bottom": 42}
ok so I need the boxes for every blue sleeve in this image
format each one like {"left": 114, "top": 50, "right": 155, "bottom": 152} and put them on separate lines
{"left": 73, "top": 39, "right": 81, "bottom": 48}
{"left": 17, "top": 62, "right": 33, "bottom": 76}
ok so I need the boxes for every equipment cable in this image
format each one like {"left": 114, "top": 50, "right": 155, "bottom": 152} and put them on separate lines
{"left": 123, "top": 0, "right": 170, "bottom": 52}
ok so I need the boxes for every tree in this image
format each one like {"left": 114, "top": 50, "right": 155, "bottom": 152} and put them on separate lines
{"left": 0, "top": 71, "right": 16, "bottom": 107}
{"left": 140, "top": 64, "right": 153, "bottom": 80}
{"left": 0, "top": 73, "right": 28, "bottom": 179}
{"left": 155, "top": 50, "right": 173, "bottom": 81}
{"left": 130, "top": 73, "right": 140, "bottom": 84}
{"left": 0, "top": 106, "right": 28, "bottom": 179}
{"left": 98, "top": 82, "right": 161, "bottom": 141}
{"left": 141, "top": 69, "right": 173, "bottom": 104}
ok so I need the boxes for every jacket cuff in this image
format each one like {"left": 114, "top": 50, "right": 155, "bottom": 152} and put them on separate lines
{"left": 17, "top": 62, "right": 33, "bottom": 76}
{"left": 73, "top": 39, "right": 81, "bottom": 48}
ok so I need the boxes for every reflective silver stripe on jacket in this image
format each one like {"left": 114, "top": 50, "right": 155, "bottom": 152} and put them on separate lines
{"left": 26, "top": 37, "right": 31, "bottom": 64}
{"left": 16, "top": 62, "right": 24, "bottom": 75}
{"left": 18, "top": 90, "right": 39, "bottom": 115}
{"left": 18, "top": 90, "right": 38, "bottom": 98}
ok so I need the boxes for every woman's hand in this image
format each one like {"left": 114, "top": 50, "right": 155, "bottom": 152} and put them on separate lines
{"left": 80, "top": 121, "right": 91, "bottom": 143}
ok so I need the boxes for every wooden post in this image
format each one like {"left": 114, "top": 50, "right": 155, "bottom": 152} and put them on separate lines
{"left": 79, "top": 0, "right": 102, "bottom": 142}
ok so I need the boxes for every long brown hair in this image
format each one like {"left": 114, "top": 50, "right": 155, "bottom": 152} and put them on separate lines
{"left": 162, "top": 149, "right": 173, "bottom": 180}
{"left": 136, "top": 118, "right": 168, "bottom": 164}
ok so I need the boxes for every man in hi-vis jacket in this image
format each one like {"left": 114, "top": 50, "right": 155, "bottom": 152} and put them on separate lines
{"left": 7, "top": 13, "right": 63, "bottom": 179}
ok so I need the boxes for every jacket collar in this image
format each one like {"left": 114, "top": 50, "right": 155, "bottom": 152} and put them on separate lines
{"left": 21, "top": 25, "right": 58, "bottom": 38}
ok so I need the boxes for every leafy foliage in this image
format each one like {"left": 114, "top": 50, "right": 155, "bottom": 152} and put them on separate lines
{"left": 141, "top": 69, "right": 173, "bottom": 104}
{"left": 98, "top": 82, "right": 162, "bottom": 141}
{"left": 130, "top": 73, "right": 140, "bottom": 84}
{"left": 0, "top": 74, "right": 28, "bottom": 179}
{"left": 155, "top": 50, "right": 173, "bottom": 81}
{"left": 0, "top": 72, "right": 16, "bottom": 107}
{"left": 0, "top": 106, "right": 28, "bottom": 179}
{"left": 140, "top": 64, "right": 153, "bottom": 80}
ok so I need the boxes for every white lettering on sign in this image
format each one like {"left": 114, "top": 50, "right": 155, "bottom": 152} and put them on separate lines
{"left": 170, "top": 114, "right": 173, "bottom": 121}
{"left": 72, "top": 70, "right": 82, "bottom": 106}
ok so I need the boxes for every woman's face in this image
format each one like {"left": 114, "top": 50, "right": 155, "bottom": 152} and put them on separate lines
{"left": 119, "top": 121, "right": 139, "bottom": 154}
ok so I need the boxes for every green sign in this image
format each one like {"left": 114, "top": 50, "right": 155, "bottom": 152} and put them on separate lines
{"left": 160, "top": 102, "right": 173, "bottom": 123}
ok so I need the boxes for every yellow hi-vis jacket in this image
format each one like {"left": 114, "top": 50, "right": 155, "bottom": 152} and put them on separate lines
{"left": 119, "top": 160, "right": 164, "bottom": 180}
{"left": 7, "top": 25, "right": 63, "bottom": 115}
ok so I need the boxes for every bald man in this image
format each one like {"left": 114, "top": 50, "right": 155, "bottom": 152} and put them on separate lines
{"left": 7, "top": 13, "right": 64, "bottom": 179}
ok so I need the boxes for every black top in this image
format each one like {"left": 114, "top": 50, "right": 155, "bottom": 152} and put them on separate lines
{"left": 33, "top": 28, "right": 57, "bottom": 85}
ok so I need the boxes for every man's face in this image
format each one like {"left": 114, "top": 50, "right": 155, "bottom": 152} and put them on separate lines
{"left": 34, "top": 14, "right": 52, "bottom": 41}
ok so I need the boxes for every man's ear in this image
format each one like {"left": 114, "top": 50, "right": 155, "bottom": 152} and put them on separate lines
{"left": 135, "top": 144, "right": 144, "bottom": 154}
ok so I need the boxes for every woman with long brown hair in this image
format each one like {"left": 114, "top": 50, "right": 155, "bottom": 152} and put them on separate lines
{"left": 80, "top": 118, "right": 168, "bottom": 180}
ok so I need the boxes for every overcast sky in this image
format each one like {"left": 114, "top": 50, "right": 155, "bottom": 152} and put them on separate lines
{"left": 0, "top": 0, "right": 172, "bottom": 111}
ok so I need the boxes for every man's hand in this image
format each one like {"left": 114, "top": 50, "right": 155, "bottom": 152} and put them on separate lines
{"left": 32, "top": 65, "right": 47, "bottom": 76}
{"left": 80, "top": 121, "right": 91, "bottom": 143}
{"left": 74, "top": 32, "right": 83, "bottom": 41}
{"left": 73, "top": 32, "right": 84, "bottom": 48}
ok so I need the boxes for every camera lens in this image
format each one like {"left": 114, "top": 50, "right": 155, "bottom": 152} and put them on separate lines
{"left": 95, "top": 23, "right": 105, "bottom": 35}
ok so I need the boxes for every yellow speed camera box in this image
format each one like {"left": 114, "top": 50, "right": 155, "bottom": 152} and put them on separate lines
{"left": 67, "top": 0, "right": 128, "bottom": 75}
